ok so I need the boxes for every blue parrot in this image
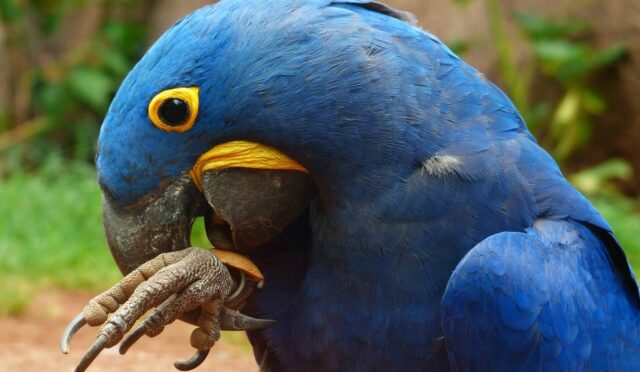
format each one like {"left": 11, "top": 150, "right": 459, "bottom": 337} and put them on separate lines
{"left": 66, "top": 0, "right": 640, "bottom": 370}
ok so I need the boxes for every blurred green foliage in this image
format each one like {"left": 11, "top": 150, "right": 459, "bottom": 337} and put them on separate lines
{"left": 515, "top": 12, "right": 626, "bottom": 163}
{"left": 450, "top": 0, "right": 640, "bottom": 275}
{"left": 453, "top": 0, "right": 627, "bottom": 165}
{"left": 0, "top": 0, "right": 158, "bottom": 315}
{"left": 0, "top": 158, "right": 213, "bottom": 314}
{"left": 570, "top": 159, "right": 640, "bottom": 267}
{"left": 0, "top": 158, "right": 115, "bottom": 314}
{"left": 0, "top": 0, "right": 146, "bottom": 174}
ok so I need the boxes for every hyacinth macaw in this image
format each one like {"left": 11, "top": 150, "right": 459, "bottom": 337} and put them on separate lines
{"left": 61, "top": 0, "right": 640, "bottom": 371}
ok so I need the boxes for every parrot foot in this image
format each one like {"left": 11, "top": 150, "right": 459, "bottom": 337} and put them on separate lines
{"left": 60, "top": 247, "right": 274, "bottom": 371}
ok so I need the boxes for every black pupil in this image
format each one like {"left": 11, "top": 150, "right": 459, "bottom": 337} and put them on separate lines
{"left": 159, "top": 98, "right": 189, "bottom": 126}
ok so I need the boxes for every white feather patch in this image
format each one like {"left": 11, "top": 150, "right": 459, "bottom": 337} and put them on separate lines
{"left": 422, "top": 155, "right": 462, "bottom": 177}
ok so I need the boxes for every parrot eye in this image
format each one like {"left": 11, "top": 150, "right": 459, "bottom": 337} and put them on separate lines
{"left": 159, "top": 98, "right": 189, "bottom": 125}
{"left": 148, "top": 87, "right": 200, "bottom": 132}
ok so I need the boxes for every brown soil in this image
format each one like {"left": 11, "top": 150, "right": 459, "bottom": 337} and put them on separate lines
{"left": 0, "top": 290, "right": 257, "bottom": 371}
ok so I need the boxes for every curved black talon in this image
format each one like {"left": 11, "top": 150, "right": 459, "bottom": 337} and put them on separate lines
{"left": 61, "top": 313, "right": 87, "bottom": 354}
{"left": 75, "top": 334, "right": 108, "bottom": 372}
{"left": 174, "top": 349, "right": 210, "bottom": 371}
{"left": 119, "top": 324, "right": 147, "bottom": 355}
{"left": 220, "top": 307, "right": 276, "bottom": 331}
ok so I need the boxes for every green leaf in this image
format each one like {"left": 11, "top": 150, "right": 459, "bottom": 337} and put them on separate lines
{"left": 515, "top": 12, "right": 587, "bottom": 40}
{"left": 533, "top": 40, "right": 588, "bottom": 65}
{"left": 532, "top": 40, "right": 595, "bottom": 82}
{"left": 37, "top": 82, "right": 71, "bottom": 121}
{"left": 591, "top": 44, "right": 628, "bottom": 69}
{"left": 582, "top": 90, "right": 606, "bottom": 114}
{"left": 102, "top": 21, "right": 146, "bottom": 57}
{"left": 101, "top": 49, "right": 131, "bottom": 76}
{"left": 569, "top": 159, "right": 633, "bottom": 196}
{"left": 552, "top": 89, "right": 581, "bottom": 129}
{"left": 66, "top": 67, "right": 114, "bottom": 113}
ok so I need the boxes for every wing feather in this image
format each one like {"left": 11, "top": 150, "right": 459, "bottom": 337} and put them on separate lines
{"left": 442, "top": 219, "right": 640, "bottom": 371}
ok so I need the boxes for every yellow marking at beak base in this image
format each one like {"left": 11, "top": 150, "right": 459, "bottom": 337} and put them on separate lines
{"left": 190, "top": 140, "right": 308, "bottom": 190}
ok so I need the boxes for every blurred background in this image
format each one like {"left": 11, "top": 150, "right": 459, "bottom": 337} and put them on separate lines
{"left": 0, "top": 0, "right": 638, "bottom": 369}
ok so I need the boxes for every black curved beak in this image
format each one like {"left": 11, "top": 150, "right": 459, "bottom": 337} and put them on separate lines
{"left": 201, "top": 168, "right": 315, "bottom": 254}
{"left": 102, "top": 174, "right": 207, "bottom": 275}
{"left": 102, "top": 169, "right": 314, "bottom": 275}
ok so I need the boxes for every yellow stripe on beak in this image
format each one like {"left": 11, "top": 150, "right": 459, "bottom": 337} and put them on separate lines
{"left": 190, "top": 140, "right": 308, "bottom": 190}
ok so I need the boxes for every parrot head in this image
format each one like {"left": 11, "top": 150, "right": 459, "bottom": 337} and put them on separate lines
{"left": 97, "top": 0, "right": 512, "bottom": 275}
{"left": 96, "top": 2, "right": 324, "bottom": 274}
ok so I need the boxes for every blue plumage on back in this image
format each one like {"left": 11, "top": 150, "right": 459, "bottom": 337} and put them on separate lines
{"left": 97, "top": 0, "right": 640, "bottom": 370}
{"left": 442, "top": 220, "right": 640, "bottom": 371}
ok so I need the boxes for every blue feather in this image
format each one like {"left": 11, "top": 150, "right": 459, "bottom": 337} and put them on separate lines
{"left": 442, "top": 220, "right": 639, "bottom": 371}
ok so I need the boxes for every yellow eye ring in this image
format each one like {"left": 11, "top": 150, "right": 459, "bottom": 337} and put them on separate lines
{"left": 148, "top": 87, "right": 199, "bottom": 132}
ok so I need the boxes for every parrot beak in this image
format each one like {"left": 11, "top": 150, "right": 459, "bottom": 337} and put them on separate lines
{"left": 102, "top": 174, "right": 209, "bottom": 275}
{"left": 102, "top": 141, "right": 314, "bottom": 275}
{"left": 200, "top": 168, "right": 315, "bottom": 254}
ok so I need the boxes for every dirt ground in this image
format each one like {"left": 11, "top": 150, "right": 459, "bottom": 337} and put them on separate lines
{"left": 0, "top": 290, "right": 257, "bottom": 371}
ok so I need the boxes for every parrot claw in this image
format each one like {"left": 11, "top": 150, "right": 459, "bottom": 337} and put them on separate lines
{"left": 75, "top": 334, "right": 108, "bottom": 372}
{"left": 220, "top": 307, "right": 276, "bottom": 331}
{"left": 60, "top": 312, "right": 87, "bottom": 354}
{"left": 60, "top": 248, "right": 274, "bottom": 370}
{"left": 174, "top": 349, "right": 211, "bottom": 371}
{"left": 116, "top": 306, "right": 274, "bottom": 356}
{"left": 118, "top": 323, "right": 146, "bottom": 355}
